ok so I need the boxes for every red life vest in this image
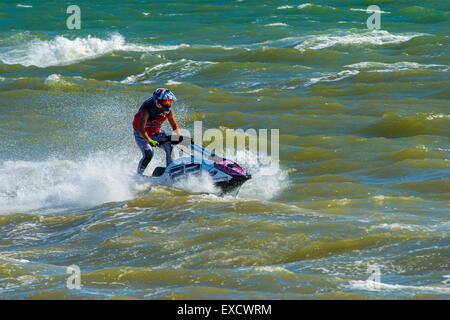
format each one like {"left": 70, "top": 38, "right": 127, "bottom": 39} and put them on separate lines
{"left": 133, "top": 98, "right": 168, "bottom": 136}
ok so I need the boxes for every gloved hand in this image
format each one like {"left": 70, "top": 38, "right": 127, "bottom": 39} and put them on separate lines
{"left": 148, "top": 139, "right": 159, "bottom": 147}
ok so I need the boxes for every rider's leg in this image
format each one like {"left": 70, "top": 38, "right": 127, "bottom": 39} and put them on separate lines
{"left": 134, "top": 129, "right": 154, "bottom": 175}
{"left": 137, "top": 149, "right": 154, "bottom": 175}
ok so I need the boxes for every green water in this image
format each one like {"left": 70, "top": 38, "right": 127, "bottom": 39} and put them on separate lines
{"left": 0, "top": 0, "right": 449, "bottom": 299}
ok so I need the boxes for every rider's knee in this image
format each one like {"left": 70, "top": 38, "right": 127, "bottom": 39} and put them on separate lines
{"left": 144, "top": 149, "right": 154, "bottom": 160}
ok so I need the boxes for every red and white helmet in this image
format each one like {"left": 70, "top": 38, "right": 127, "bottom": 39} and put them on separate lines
{"left": 153, "top": 88, "right": 177, "bottom": 113}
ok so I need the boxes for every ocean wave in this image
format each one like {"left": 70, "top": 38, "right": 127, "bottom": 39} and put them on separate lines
{"left": 348, "top": 280, "right": 450, "bottom": 293}
{"left": 165, "top": 80, "right": 183, "bottom": 86}
{"left": 121, "top": 59, "right": 213, "bottom": 84}
{"left": 297, "top": 3, "right": 313, "bottom": 10}
{"left": 306, "top": 70, "right": 359, "bottom": 86}
{"left": 265, "top": 23, "right": 288, "bottom": 27}
{"left": 277, "top": 5, "right": 294, "bottom": 10}
{"left": 360, "top": 112, "right": 450, "bottom": 138}
{"left": 295, "top": 30, "right": 423, "bottom": 51}
{"left": 43, "top": 74, "right": 76, "bottom": 88}
{"left": 346, "top": 61, "right": 449, "bottom": 72}
{"left": 297, "top": 3, "right": 336, "bottom": 14}
{"left": 244, "top": 30, "right": 424, "bottom": 52}
{"left": 121, "top": 62, "right": 176, "bottom": 84}
{"left": 0, "top": 34, "right": 188, "bottom": 68}
{"left": 350, "top": 8, "right": 391, "bottom": 14}
{"left": 216, "top": 46, "right": 342, "bottom": 65}
{"left": 399, "top": 6, "right": 449, "bottom": 24}
{"left": 0, "top": 73, "right": 120, "bottom": 92}
{"left": 368, "top": 223, "right": 431, "bottom": 232}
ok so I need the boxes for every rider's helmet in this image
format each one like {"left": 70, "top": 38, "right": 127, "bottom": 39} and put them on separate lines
{"left": 153, "top": 88, "right": 177, "bottom": 114}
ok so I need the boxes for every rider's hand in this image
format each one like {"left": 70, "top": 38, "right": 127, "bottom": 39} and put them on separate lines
{"left": 148, "top": 139, "right": 159, "bottom": 147}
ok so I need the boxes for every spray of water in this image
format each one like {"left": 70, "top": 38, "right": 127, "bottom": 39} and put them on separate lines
{"left": 0, "top": 146, "right": 289, "bottom": 213}
{"left": 0, "top": 152, "right": 143, "bottom": 213}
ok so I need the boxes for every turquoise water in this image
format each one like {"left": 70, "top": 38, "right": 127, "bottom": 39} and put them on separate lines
{"left": 0, "top": 1, "right": 449, "bottom": 299}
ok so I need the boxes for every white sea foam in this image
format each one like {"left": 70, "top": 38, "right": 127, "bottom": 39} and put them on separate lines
{"left": 248, "top": 30, "right": 421, "bottom": 53}
{"left": 295, "top": 30, "right": 422, "bottom": 51}
{"left": 122, "top": 59, "right": 213, "bottom": 84}
{"left": 43, "top": 74, "right": 77, "bottom": 88}
{"left": 306, "top": 70, "right": 359, "bottom": 86}
{"left": 180, "top": 147, "right": 289, "bottom": 201}
{"left": 44, "top": 74, "right": 61, "bottom": 83}
{"left": 0, "top": 34, "right": 188, "bottom": 68}
{"left": 298, "top": 3, "right": 336, "bottom": 11}
{"left": 166, "top": 80, "right": 182, "bottom": 85}
{"left": 368, "top": 223, "right": 430, "bottom": 232}
{"left": 230, "top": 149, "right": 289, "bottom": 200}
{"left": 348, "top": 280, "right": 450, "bottom": 293}
{"left": 297, "top": 3, "right": 313, "bottom": 9}
{"left": 255, "top": 266, "right": 294, "bottom": 274}
{"left": 173, "top": 172, "right": 219, "bottom": 194}
{"left": 0, "top": 153, "right": 144, "bottom": 213}
{"left": 426, "top": 114, "right": 448, "bottom": 120}
{"left": 265, "top": 23, "right": 288, "bottom": 27}
{"left": 277, "top": 5, "right": 294, "bottom": 10}
{"left": 16, "top": 4, "right": 33, "bottom": 8}
{"left": 121, "top": 62, "right": 176, "bottom": 84}
{"left": 346, "top": 61, "right": 449, "bottom": 72}
{"left": 350, "top": 8, "right": 390, "bottom": 14}
{"left": 0, "top": 144, "right": 288, "bottom": 212}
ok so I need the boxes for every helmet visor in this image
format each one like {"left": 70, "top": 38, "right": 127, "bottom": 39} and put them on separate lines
{"left": 160, "top": 99, "right": 173, "bottom": 108}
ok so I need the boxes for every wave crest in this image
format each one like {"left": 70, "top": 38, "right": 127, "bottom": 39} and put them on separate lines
{"left": 360, "top": 112, "right": 450, "bottom": 138}
{"left": 0, "top": 34, "right": 188, "bottom": 68}
{"left": 296, "top": 30, "right": 422, "bottom": 51}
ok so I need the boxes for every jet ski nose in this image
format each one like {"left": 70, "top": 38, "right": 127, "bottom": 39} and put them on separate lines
{"left": 236, "top": 171, "right": 251, "bottom": 182}
{"left": 214, "top": 160, "right": 249, "bottom": 177}
{"left": 212, "top": 160, "right": 251, "bottom": 193}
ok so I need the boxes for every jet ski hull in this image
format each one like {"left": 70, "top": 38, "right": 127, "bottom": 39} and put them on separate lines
{"left": 144, "top": 137, "right": 251, "bottom": 194}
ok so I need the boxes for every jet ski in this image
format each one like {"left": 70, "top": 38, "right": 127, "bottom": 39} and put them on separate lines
{"left": 145, "top": 135, "right": 251, "bottom": 194}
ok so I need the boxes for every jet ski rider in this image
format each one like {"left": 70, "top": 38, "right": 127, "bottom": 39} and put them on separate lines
{"left": 133, "top": 88, "right": 182, "bottom": 175}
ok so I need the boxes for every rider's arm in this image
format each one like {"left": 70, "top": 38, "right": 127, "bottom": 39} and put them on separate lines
{"left": 137, "top": 108, "right": 152, "bottom": 142}
{"left": 167, "top": 110, "right": 181, "bottom": 135}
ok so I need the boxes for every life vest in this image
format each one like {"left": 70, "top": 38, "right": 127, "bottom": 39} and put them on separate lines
{"left": 133, "top": 97, "right": 168, "bottom": 136}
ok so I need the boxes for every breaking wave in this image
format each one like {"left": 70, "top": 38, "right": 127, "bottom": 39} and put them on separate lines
{"left": 295, "top": 30, "right": 423, "bottom": 51}
{"left": 0, "top": 33, "right": 188, "bottom": 68}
